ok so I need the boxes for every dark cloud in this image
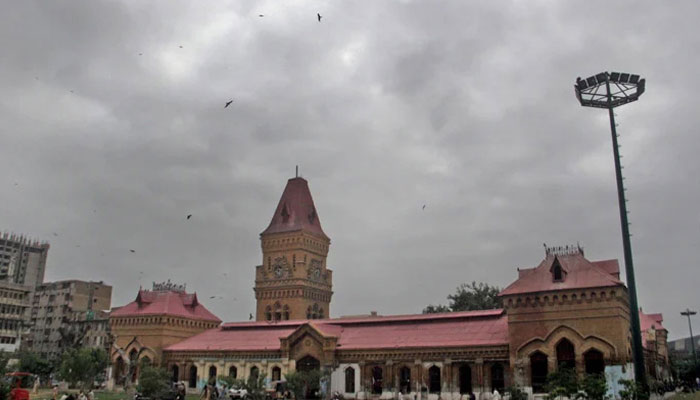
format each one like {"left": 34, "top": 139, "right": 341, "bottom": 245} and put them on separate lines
{"left": 1, "top": 0, "right": 699, "bottom": 339}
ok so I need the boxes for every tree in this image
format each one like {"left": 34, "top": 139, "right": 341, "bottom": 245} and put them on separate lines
{"left": 285, "top": 371, "right": 324, "bottom": 400}
{"left": 233, "top": 373, "right": 268, "bottom": 400}
{"left": 0, "top": 352, "right": 11, "bottom": 400}
{"left": 137, "top": 365, "right": 171, "bottom": 399}
{"left": 16, "top": 351, "right": 54, "bottom": 382}
{"left": 577, "top": 374, "right": 609, "bottom": 400}
{"left": 506, "top": 386, "right": 528, "bottom": 400}
{"left": 618, "top": 379, "right": 649, "bottom": 400}
{"left": 423, "top": 281, "right": 502, "bottom": 313}
{"left": 58, "top": 347, "right": 110, "bottom": 389}
{"left": 545, "top": 368, "right": 579, "bottom": 400}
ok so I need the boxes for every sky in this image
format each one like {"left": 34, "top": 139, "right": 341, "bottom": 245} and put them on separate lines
{"left": 1, "top": 1, "right": 699, "bottom": 340}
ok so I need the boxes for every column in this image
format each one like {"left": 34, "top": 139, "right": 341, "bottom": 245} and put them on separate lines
{"left": 474, "top": 359, "right": 484, "bottom": 397}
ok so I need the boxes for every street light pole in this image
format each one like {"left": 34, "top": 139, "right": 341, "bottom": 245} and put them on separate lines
{"left": 681, "top": 309, "right": 698, "bottom": 376}
{"left": 574, "top": 71, "right": 647, "bottom": 387}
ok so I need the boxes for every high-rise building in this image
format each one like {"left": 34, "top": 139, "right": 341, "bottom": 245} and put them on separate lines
{"left": 0, "top": 282, "right": 31, "bottom": 352}
{"left": 254, "top": 177, "right": 333, "bottom": 321}
{"left": 0, "top": 232, "right": 49, "bottom": 287}
{"left": 26, "top": 280, "right": 112, "bottom": 360}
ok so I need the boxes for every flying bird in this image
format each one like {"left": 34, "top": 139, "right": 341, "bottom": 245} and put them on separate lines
{"left": 317, "top": 13, "right": 322, "bottom": 22}
{"left": 186, "top": 214, "right": 192, "bottom": 220}
{"left": 249, "top": 313, "right": 253, "bottom": 320}
{"left": 139, "top": 53, "right": 143, "bottom": 56}
{"left": 130, "top": 249, "right": 135, "bottom": 253}
{"left": 52, "top": 233, "right": 58, "bottom": 237}
{"left": 224, "top": 100, "right": 233, "bottom": 108}
{"left": 179, "top": 45, "right": 183, "bottom": 48}
{"left": 422, "top": 205, "right": 426, "bottom": 210}
{"left": 259, "top": 14, "right": 264, "bottom": 17}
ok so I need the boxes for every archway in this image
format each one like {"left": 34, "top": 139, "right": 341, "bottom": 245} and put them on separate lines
{"left": 584, "top": 349, "right": 605, "bottom": 375}
{"left": 250, "top": 366, "right": 260, "bottom": 380}
{"left": 229, "top": 366, "right": 238, "bottom": 379}
{"left": 189, "top": 366, "right": 198, "bottom": 388}
{"left": 129, "top": 349, "right": 139, "bottom": 383}
{"left": 556, "top": 339, "right": 575, "bottom": 370}
{"left": 491, "top": 364, "right": 504, "bottom": 392}
{"left": 459, "top": 365, "right": 471, "bottom": 394}
{"left": 345, "top": 367, "right": 355, "bottom": 393}
{"left": 172, "top": 365, "right": 179, "bottom": 382}
{"left": 530, "top": 352, "right": 548, "bottom": 394}
{"left": 209, "top": 366, "right": 218, "bottom": 382}
{"left": 297, "top": 356, "right": 320, "bottom": 372}
{"left": 114, "top": 356, "right": 125, "bottom": 385}
{"left": 428, "top": 366, "right": 441, "bottom": 394}
{"left": 272, "top": 366, "right": 282, "bottom": 381}
{"left": 371, "top": 366, "right": 383, "bottom": 395}
{"left": 399, "top": 366, "right": 411, "bottom": 394}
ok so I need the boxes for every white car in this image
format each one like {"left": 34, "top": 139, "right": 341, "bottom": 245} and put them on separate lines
{"left": 229, "top": 387, "right": 248, "bottom": 399}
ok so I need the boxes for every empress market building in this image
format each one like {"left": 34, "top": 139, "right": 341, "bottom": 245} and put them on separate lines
{"left": 109, "top": 177, "right": 669, "bottom": 398}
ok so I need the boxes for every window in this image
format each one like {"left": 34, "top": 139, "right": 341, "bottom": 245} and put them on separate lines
{"left": 229, "top": 366, "right": 237, "bottom": 379}
{"left": 584, "top": 349, "right": 605, "bottom": 375}
{"left": 428, "top": 366, "right": 441, "bottom": 393}
{"left": 530, "top": 352, "right": 548, "bottom": 393}
{"left": 345, "top": 367, "right": 355, "bottom": 393}
{"left": 209, "top": 366, "right": 217, "bottom": 380}
{"left": 552, "top": 258, "right": 564, "bottom": 282}
{"left": 250, "top": 366, "right": 259, "bottom": 380}
{"left": 189, "top": 366, "right": 198, "bottom": 388}
{"left": 556, "top": 339, "right": 575, "bottom": 370}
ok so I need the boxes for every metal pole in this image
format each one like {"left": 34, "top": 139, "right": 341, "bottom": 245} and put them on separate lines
{"left": 605, "top": 78, "right": 647, "bottom": 387}
{"left": 683, "top": 309, "right": 698, "bottom": 376}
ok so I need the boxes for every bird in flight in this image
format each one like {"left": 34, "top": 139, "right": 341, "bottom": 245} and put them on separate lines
{"left": 259, "top": 14, "right": 264, "bottom": 17}
{"left": 186, "top": 214, "right": 192, "bottom": 220}
{"left": 317, "top": 13, "right": 322, "bottom": 22}
{"left": 224, "top": 100, "right": 233, "bottom": 108}
{"left": 52, "top": 233, "right": 58, "bottom": 237}
{"left": 179, "top": 45, "right": 183, "bottom": 48}
{"left": 130, "top": 249, "right": 135, "bottom": 253}
{"left": 422, "top": 205, "right": 426, "bottom": 210}
{"left": 139, "top": 53, "right": 143, "bottom": 56}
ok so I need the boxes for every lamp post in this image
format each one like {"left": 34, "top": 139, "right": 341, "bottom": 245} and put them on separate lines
{"left": 681, "top": 309, "right": 698, "bottom": 376}
{"left": 574, "top": 71, "right": 647, "bottom": 386}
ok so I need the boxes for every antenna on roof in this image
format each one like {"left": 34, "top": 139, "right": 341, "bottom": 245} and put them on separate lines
{"left": 295, "top": 165, "right": 299, "bottom": 178}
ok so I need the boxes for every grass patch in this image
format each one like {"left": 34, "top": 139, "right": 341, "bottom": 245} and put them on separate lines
{"left": 670, "top": 392, "right": 700, "bottom": 400}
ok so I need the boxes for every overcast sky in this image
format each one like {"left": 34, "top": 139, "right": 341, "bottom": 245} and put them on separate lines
{"left": 1, "top": 1, "right": 699, "bottom": 339}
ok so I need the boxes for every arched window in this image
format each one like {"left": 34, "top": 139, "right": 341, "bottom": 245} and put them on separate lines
{"left": 209, "top": 366, "right": 217, "bottom": 381}
{"left": 265, "top": 306, "right": 272, "bottom": 321}
{"left": 491, "top": 363, "right": 504, "bottom": 392}
{"left": 319, "top": 308, "right": 325, "bottom": 319}
{"left": 459, "top": 365, "right": 471, "bottom": 394}
{"left": 372, "top": 366, "right": 383, "bottom": 394}
{"left": 283, "top": 305, "right": 290, "bottom": 321}
{"left": 530, "top": 352, "right": 548, "bottom": 393}
{"left": 428, "top": 365, "right": 441, "bottom": 393}
{"left": 272, "top": 366, "right": 281, "bottom": 381}
{"left": 584, "top": 349, "right": 605, "bottom": 375}
{"left": 553, "top": 264, "right": 563, "bottom": 281}
{"left": 172, "top": 365, "right": 179, "bottom": 382}
{"left": 250, "top": 366, "right": 259, "bottom": 380}
{"left": 229, "top": 366, "right": 238, "bottom": 379}
{"left": 189, "top": 366, "right": 198, "bottom": 388}
{"left": 557, "top": 339, "right": 575, "bottom": 370}
{"left": 399, "top": 366, "right": 411, "bottom": 394}
{"left": 274, "top": 302, "right": 282, "bottom": 321}
{"left": 345, "top": 367, "right": 355, "bottom": 393}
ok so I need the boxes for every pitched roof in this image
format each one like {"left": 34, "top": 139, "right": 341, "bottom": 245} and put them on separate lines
{"left": 499, "top": 253, "right": 624, "bottom": 296}
{"left": 261, "top": 177, "right": 328, "bottom": 240}
{"left": 165, "top": 309, "right": 508, "bottom": 352}
{"left": 639, "top": 309, "right": 665, "bottom": 332}
{"left": 111, "top": 290, "right": 221, "bottom": 322}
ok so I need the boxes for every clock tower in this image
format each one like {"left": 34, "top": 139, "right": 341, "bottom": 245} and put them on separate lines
{"left": 254, "top": 177, "right": 333, "bottom": 321}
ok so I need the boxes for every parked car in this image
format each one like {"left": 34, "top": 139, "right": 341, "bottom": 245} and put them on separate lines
{"left": 228, "top": 387, "right": 248, "bottom": 399}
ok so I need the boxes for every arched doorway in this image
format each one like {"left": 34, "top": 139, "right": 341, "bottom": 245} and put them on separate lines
{"left": 399, "top": 366, "right": 411, "bottom": 394}
{"left": 491, "top": 364, "right": 504, "bottom": 392}
{"left": 371, "top": 366, "right": 383, "bottom": 394}
{"left": 114, "top": 356, "right": 126, "bottom": 385}
{"left": 189, "top": 366, "right": 198, "bottom": 388}
{"left": 250, "top": 366, "right": 260, "bottom": 380}
{"left": 345, "top": 367, "right": 355, "bottom": 393}
{"left": 272, "top": 366, "right": 282, "bottom": 381}
{"left": 129, "top": 349, "right": 139, "bottom": 383}
{"left": 209, "top": 366, "right": 218, "bottom": 382}
{"left": 172, "top": 365, "right": 179, "bottom": 382}
{"left": 556, "top": 339, "right": 575, "bottom": 370}
{"left": 459, "top": 365, "right": 471, "bottom": 394}
{"left": 530, "top": 352, "right": 548, "bottom": 393}
{"left": 428, "top": 366, "right": 441, "bottom": 394}
{"left": 297, "top": 356, "right": 320, "bottom": 372}
{"left": 229, "top": 366, "right": 238, "bottom": 379}
{"left": 584, "top": 349, "right": 605, "bottom": 375}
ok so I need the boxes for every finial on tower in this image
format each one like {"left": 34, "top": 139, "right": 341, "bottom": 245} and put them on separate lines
{"left": 296, "top": 165, "right": 299, "bottom": 178}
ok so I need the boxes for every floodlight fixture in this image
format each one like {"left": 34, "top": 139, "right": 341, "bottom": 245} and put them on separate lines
{"left": 574, "top": 71, "right": 647, "bottom": 387}
{"left": 681, "top": 309, "right": 699, "bottom": 377}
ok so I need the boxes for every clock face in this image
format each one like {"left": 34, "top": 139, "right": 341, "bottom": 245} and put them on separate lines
{"left": 274, "top": 265, "right": 284, "bottom": 277}
{"left": 313, "top": 268, "right": 321, "bottom": 279}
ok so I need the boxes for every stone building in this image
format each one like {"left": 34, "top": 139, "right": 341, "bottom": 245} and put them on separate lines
{"left": 639, "top": 310, "right": 669, "bottom": 380}
{"left": 25, "top": 280, "right": 112, "bottom": 359}
{"left": 111, "top": 176, "right": 669, "bottom": 398}
{"left": 0, "top": 232, "right": 48, "bottom": 288}
{"left": 0, "top": 282, "right": 31, "bottom": 352}
{"left": 109, "top": 281, "right": 220, "bottom": 387}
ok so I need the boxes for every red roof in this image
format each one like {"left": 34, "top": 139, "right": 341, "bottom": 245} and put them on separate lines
{"left": 111, "top": 290, "right": 221, "bottom": 322}
{"left": 639, "top": 309, "right": 665, "bottom": 332}
{"left": 500, "top": 253, "right": 624, "bottom": 296}
{"left": 261, "top": 177, "right": 328, "bottom": 240}
{"left": 165, "top": 310, "right": 508, "bottom": 352}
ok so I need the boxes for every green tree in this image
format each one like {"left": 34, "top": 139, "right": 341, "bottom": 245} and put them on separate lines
{"left": 285, "top": 371, "right": 323, "bottom": 400}
{"left": 545, "top": 368, "right": 579, "bottom": 400}
{"left": 577, "top": 374, "right": 609, "bottom": 400}
{"left": 233, "top": 373, "right": 268, "bottom": 400}
{"left": 16, "top": 351, "right": 54, "bottom": 382}
{"left": 0, "top": 352, "right": 12, "bottom": 400}
{"left": 618, "top": 379, "right": 649, "bottom": 400}
{"left": 58, "top": 347, "right": 109, "bottom": 389}
{"left": 423, "top": 281, "right": 502, "bottom": 313}
{"left": 137, "top": 365, "right": 172, "bottom": 399}
{"left": 506, "top": 386, "right": 528, "bottom": 400}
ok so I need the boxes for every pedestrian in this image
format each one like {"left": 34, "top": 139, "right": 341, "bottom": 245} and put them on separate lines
{"left": 52, "top": 385, "right": 59, "bottom": 400}
{"left": 78, "top": 390, "right": 87, "bottom": 400}
{"left": 200, "top": 384, "right": 210, "bottom": 400}
{"left": 88, "top": 389, "right": 95, "bottom": 400}
{"left": 492, "top": 390, "right": 501, "bottom": 400}
{"left": 469, "top": 392, "right": 476, "bottom": 400}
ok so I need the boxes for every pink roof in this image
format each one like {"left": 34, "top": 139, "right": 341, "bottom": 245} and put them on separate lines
{"left": 261, "top": 177, "right": 329, "bottom": 240}
{"left": 639, "top": 309, "right": 665, "bottom": 332}
{"left": 165, "top": 310, "right": 508, "bottom": 352}
{"left": 500, "top": 253, "right": 624, "bottom": 296}
{"left": 111, "top": 290, "right": 221, "bottom": 322}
